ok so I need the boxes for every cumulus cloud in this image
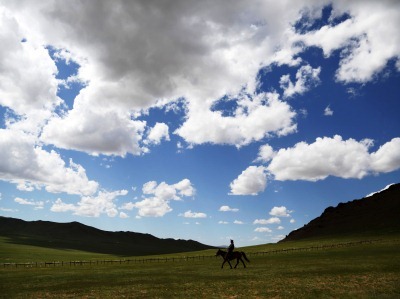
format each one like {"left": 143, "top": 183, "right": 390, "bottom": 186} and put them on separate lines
{"left": 14, "top": 197, "right": 44, "bottom": 210}
{"left": 267, "top": 135, "right": 400, "bottom": 181}
{"left": 119, "top": 212, "right": 129, "bottom": 219}
{"left": 145, "top": 122, "right": 170, "bottom": 145}
{"left": 0, "top": 0, "right": 397, "bottom": 158}
{"left": 175, "top": 92, "right": 297, "bottom": 147}
{"left": 0, "top": 129, "right": 99, "bottom": 196}
{"left": 0, "top": 11, "right": 60, "bottom": 134}
{"left": 229, "top": 166, "right": 267, "bottom": 195}
{"left": 253, "top": 217, "right": 281, "bottom": 225}
{"left": 269, "top": 206, "right": 292, "bottom": 217}
{"left": 295, "top": 1, "right": 400, "bottom": 83}
{"left": 370, "top": 138, "right": 400, "bottom": 173}
{"left": 180, "top": 210, "right": 207, "bottom": 218}
{"left": 219, "top": 205, "right": 239, "bottom": 212}
{"left": 280, "top": 65, "right": 321, "bottom": 98}
{"left": 51, "top": 189, "right": 128, "bottom": 217}
{"left": 127, "top": 179, "right": 195, "bottom": 217}
{"left": 324, "top": 105, "right": 333, "bottom": 116}
{"left": 254, "top": 144, "right": 275, "bottom": 163}
{"left": 41, "top": 106, "right": 147, "bottom": 157}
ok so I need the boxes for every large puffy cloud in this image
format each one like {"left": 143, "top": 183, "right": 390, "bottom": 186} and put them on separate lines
{"left": 295, "top": 0, "right": 400, "bottom": 83}
{"left": 232, "top": 135, "right": 400, "bottom": 194}
{"left": 0, "top": 0, "right": 305, "bottom": 153}
{"left": 40, "top": 104, "right": 147, "bottom": 157}
{"left": 370, "top": 138, "right": 400, "bottom": 173}
{"left": 0, "top": 0, "right": 398, "bottom": 158}
{"left": 0, "top": 129, "right": 98, "bottom": 196}
{"left": 1, "top": 0, "right": 398, "bottom": 155}
{"left": 230, "top": 166, "right": 267, "bottom": 195}
{"left": 267, "top": 136, "right": 400, "bottom": 181}
{"left": 0, "top": 9, "right": 61, "bottom": 134}
{"left": 175, "top": 92, "right": 297, "bottom": 146}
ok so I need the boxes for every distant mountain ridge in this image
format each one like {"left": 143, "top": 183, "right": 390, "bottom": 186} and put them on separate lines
{"left": 0, "top": 217, "right": 215, "bottom": 256}
{"left": 280, "top": 183, "right": 400, "bottom": 242}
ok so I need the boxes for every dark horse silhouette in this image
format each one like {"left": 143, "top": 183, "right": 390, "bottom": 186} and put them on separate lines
{"left": 216, "top": 249, "right": 250, "bottom": 269}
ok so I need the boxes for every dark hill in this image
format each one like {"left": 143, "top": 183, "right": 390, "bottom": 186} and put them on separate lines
{"left": 280, "top": 183, "right": 400, "bottom": 242}
{"left": 0, "top": 217, "right": 215, "bottom": 256}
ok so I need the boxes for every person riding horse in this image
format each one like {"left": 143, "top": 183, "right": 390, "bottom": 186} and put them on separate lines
{"left": 225, "top": 239, "right": 234, "bottom": 261}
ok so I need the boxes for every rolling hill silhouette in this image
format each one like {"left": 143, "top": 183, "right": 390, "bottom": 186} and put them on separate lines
{"left": 280, "top": 183, "right": 400, "bottom": 242}
{"left": 0, "top": 217, "right": 215, "bottom": 256}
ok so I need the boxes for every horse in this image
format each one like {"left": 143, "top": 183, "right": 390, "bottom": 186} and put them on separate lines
{"left": 215, "top": 249, "right": 250, "bottom": 269}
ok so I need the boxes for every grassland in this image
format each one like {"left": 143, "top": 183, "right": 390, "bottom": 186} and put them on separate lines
{"left": 1, "top": 235, "right": 399, "bottom": 298}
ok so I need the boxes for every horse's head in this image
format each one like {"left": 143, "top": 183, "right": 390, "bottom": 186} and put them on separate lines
{"left": 215, "top": 249, "right": 224, "bottom": 256}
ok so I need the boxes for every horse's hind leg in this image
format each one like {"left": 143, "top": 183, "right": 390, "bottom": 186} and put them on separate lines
{"left": 240, "top": 258, "right": 246, "bottom": 268}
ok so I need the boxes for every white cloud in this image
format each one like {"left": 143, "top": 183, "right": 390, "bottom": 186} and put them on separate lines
{"left": 218, "top": 221, "right": 229, "bottom": 225}
{"left": 180, "top": 210, "right": 207, "bottom": 218}
{"left": 269, "top": 206, "right": 292, "bottom": 217}
{"left": 229, "top": 165, "right": 267, "bottom": 196}
{"left": 175, "top": 92, "right": 297, "bottom": 147}
{"left": 234, "top": 220, "right": 244, "bottom": 224}
{"left": 370, "top": 138, "right": 400, "bottom": 173}
{"left": 253, "top": 217, "right": 281, "bottom": 225}
{"left": 0, "top": 0, "right": 397, "bottom": 159}
{"left": 290, "top": 219, "right": 296, "bottom": 224}
{"left": 254, "top": 144, "right": 275, "bottom": 163}
{"left": 174, "top": 178, "right": 196, "bottom": 197}
{"left": 0, "top": 129, "right": 99, "bottom": 196}
{"left": 14, "top": 197, "right": 44, "bottom": 210}
{"left": 144, "top": 122, "right": 170, "bottom": 145}
{"left": 51, "top": 189, "right": 128, "bottom": 217}
{"left": 254, "top": 227, "right": 272, "bottom": 233}
{"left": 0, "top": 11, "right": 60, "bottom": 134}
{"left": 119, "top": 212, "right": 129, "bottom": 219}
{"left": 267, "top": 135, "right": 400, "bottom": 181}
{"left": 131, "top": 179, "right": 195, "bottom": 217}
{"left": 277, "top": 226, "right": 284, "bottom": 230}
{"left": 41, "top": 107, "right": 147, "bottom": 157}
{"left": 324, "top": 105, "right": 333, "bottom": 116}
{"left": 280, "top": 65, "right": 321, "bottom": 98}
{"left": 131, "top": 197, "right": 172, "bottom": 218}
{"left": 296, "top": 1, "right": 400, "bottom": 83}
{"left": 219, "top": 205, "right": 239, "bottom": 212}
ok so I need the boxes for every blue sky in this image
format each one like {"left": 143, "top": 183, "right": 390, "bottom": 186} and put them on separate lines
{"left": 0, "top": 1, "right": 399, "bottom": 247}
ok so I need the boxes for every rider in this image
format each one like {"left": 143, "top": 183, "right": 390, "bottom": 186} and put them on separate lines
{"left": 226, "top": 239, "right": 234, "bottom": 260}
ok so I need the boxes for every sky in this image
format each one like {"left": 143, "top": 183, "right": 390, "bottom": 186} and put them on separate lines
{"left": 0, "top": 0, "right": 399, "bottom": 247}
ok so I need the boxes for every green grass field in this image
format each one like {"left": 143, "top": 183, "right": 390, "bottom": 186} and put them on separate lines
{"left": 1, "top": 236, "right": 399, "bottom": 298}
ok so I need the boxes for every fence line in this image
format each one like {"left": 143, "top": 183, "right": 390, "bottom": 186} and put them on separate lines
{"left": 1, "top": 239, "right": 384, "bottom": 269}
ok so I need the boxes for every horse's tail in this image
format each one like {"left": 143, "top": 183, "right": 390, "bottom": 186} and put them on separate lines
{"left": 241, "top": 252, "right": 250, "bottom": 262}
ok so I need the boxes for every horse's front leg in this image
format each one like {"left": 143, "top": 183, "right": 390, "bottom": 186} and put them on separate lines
{"left": 234, "top": 258, "right": 240, "bottom": 268}
{"left": 227, "top": 260, "right": 232, "bottom": 269}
